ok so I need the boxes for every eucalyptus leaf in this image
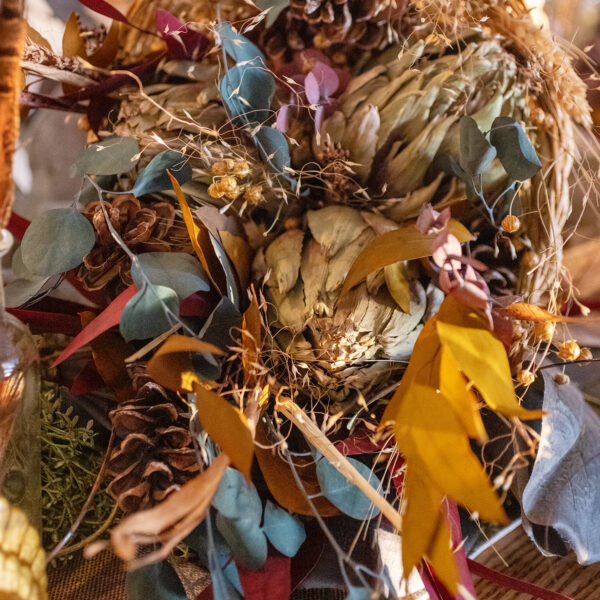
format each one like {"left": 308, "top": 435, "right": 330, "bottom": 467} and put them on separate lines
{"left": 20, "top": 208, "right": 95, "bottom": 276}
{"left": 256, "top": 0, "right": 290, "bottom": 27}
{"left": 75, "top": 136, "right": 139, "bottom": 176}
{"left": 254, "top": 126, "right": 291, "bottom": 175}
{"left": 212, "top": 467, "right": 262, "bottom": 521}
{"left": 521, "top": 371, "right": 600, "bottom": 564}
{"left": 120, "top": 283, "right": 179, "bottom": 341}
{"left": 489, "top": 116, "right": 542, "bottom": 181}
{"left": 217, "top": 22, "right": 265, "bottom": 63}
{"left": 262, "top": 500, "right": 306, "bottom": 557}
{"left": 3, "top": 276, "right": 50, "bottom": 308}
{"left": 132, "top": 150, "right": 192, "bottom": 197}
{"left": 210, "top": 236, "right": 240, "bottom": 308}
{"left": 11, "top": 246, "right": 32, "bottom": 279}
{"left": 79, "top": 175, "right": 116, "bottom": 205}
{"left": 316, "top": 456, "right": 382, "bottom": 520}
{"left": 131, "top": 252, "right": 209, "bottom": 301}
{"left": 125, "top": 560, "right": 186, "bottom": 600}
{"left": 220, "top": 62, "right": 275, "bottom": 126}
{"left": 459, "top": 116, "right": 497, "bottom": 177}
{"left": 216, "top": 512, "right": 268, "bottom": 570}
{"left": 345, "top": 587, "right": 374, "bottom": 600}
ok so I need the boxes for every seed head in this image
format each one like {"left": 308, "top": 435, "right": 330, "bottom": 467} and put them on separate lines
{"left": 501, "top": 215, "right": 521, "bottom": 233}
{"left": 211, "top": 161, "right": 229, "bottom": 176}
{"left": 557, "top": 339, "right": 581, "bottom": 361}
{"left": 517, "top": 369, "right": 535, "bottom": 386}
{"left": 534, "top": 321, "right": 555, "bottom": 341}
{"left": 554, "top": 373, "right": 570, "bottom": 385}
{"left": 244, "top": 185, "right": 264, "bottom": 205}
{"left": 208, "top": 182, "right": 225, "bottom": 199}
{"left": 233, "top": 160, "right": 250, "bottom": 178}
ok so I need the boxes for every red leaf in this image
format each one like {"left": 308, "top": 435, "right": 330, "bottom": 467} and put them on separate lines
{"left": 467, "top": 559, "right": 574, "bottom": 600}
{"left": 237, "top": 554, "right": 291, "bottom": 600}
{"left": 180, "top": 291, "right": 214, "bottom": 318}
{"left": 419, "top": 561, "right": 456, "bottom": 600}
{"left": 155, "top": 9, "right": 209, "bottom": 61}
{"left": 7, "top": 212, "right": 30, "bottom": 241}
{"left": 52, "top": 285, "right": 137, "bottom": 367}
{"left": 335, "top": 429, "right": 382, "bottom": 456}
{"left": 71, "top": 359, "right": 105, "bottom": 396}
{"left": 7, "top": 309, "right": 82, "bottom": 336}
{"left": 75, "top": 0, "right": 131, "bottom": 25}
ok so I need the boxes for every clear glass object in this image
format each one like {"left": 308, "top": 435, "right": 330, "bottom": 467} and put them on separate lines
{"left": 0, "top": 229, "right": 41, "bottom": 529}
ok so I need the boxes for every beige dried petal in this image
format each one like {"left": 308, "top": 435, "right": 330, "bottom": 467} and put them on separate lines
{"left": 307, "top": 205, "right": 367, "bottom": 257}
{"left": 342, "top": 104, "right": 380, "bottom": 182}
{"left": 264, "top": 229, "right": 304, "bottom": 294}
{"left": 301, "top": 239, "right": 329, "bottom": 314}
{"left": 271, "top": 280, "right": 308, "bottom": 333}
{"left": 325, "top": 228, "right": 375, "bottom": 292}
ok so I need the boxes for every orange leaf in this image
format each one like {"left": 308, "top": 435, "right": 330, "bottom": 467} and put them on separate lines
{"left": 146, "top": 334, "right": 224, "bottom": 393}
{"left": 437, "top": 296, "right": 543, "bottom": 419}
{"left": 62, "top": 12, "right": 86, "bottom": 58}
{"left": 193, "top": 383, "right": 254, "bottom": 480}
{"left": 341, "top": 219, "right": 473, "bottom": 295}
{"left": 254, "top": 419, "right": 339, "bottom": 517}
{"left": 87, "top": 21, "right": 120, "bottom": 68}
{"left": 219, "top": 229, "right": 252, "bottom": 293}
{"left": 169, "top": 171, "right": 226, "bottom": 295}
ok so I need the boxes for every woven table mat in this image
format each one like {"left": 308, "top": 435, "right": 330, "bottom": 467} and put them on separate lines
{"left": 473, "top": 524, "right": 600, "bottom": 599}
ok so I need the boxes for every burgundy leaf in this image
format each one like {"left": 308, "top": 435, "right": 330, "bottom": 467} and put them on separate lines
{"left": 76, "top": 0, "right": 131, "bottom": 25}
{"left": 155, "top": 9, "right": 209, "bottom": 61}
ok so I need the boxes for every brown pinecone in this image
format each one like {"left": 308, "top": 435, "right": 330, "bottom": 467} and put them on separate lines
{"left": 265, "top": 0, "right": 410, "bottom": 57}
{"left": 77, "top": 194, "right": 191, "bottom": 291}
{"left": 106, "top": 370, "right": 200, "bottom": 514}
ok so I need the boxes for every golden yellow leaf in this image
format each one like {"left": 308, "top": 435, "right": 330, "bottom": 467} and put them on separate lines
{"left": 242, "top": 290, "right": 262, "bottom": 383}
{"left": 426, "top": 514, "right": 459, "bottom": 595}
{"left": 193, "top": 383, "right": 254, "bottom": 480}
{"left": 62, "top": 12, "right": 86, "bottom": 58}
{"left": 169, "top": 171, "right": 226, "bottom": 295}
{"left": 394, "top": 384, "right": 506, "bottom": 523}
{"left": 498, "top": 302, "right": 597, "bottom": 323}
{"left": 439, "top": 346, "right": 486, "bottom": 440}
{"left": 437, "top": 296, "right": 543, "bottom": 419}
{"left": 341, "top": 219, "right": 473, "bottom": 295}
{"left": 146, "top": 334, "right": 224, "bottom": 393}
{"left": 384, "top": 262, "right": 411, "bottom": 313}
{"left": 26, "top": 23, "right": 52, "bottom": 50}
{"left": 219, "top": 230, "right": 252, "bottom": 292}
{"left": 401, "top": 467, "right": 444, "bottom": 576}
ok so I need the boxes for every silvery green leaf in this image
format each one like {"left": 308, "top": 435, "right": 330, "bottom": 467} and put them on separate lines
{"left": 3, "top": 276, "right": 50, "bottom": 308}
{"left": 210, "top": 236, "right": 239, "bottom": 308}
{"left": 74, "top": 136, "right": 139, "bottom": 176}
{"left": 262, "top": 500, "right": 306, "bottom": 557}
{"left": 521, "top": 371, "right": 600, "bottom": 564}
{"left": 459, "top": 116, "right": 497, "bottom": 177}
{"left": 21, "top": 208, "right": 95, "bottom": 276}
{"left": 131, "top": 252, "right": 209, "bottom": 301}
{"left": 315, "top": 456, "right": 382, "bottom": 520}
{"left": 489, "top": 116, "right": 542, "bottom": 181}
{"left": 132, "top": 150, "right": 192, "bottom": 197}
{"left": 254, "top": 126, "right": 291, "bottom": 175}
{"left": 119, "top": 283, "right": 179, "bottom": 341}
{"left": 345, "top": 587, "right": 374, "bottom": 600}
{"left": 216, "top": 512, "right": 268, "bottom": 570}
{"left": 125, "top": 560, "right": 187, "bottom": 600}
{"left": 256, "top": 0, "right": 290, "bottom": 27}
{"left": 217, "top": 22, "right": 265, "bottom": 63}
{"left": 212, "top": 467, "right": 262, "bottom": 521}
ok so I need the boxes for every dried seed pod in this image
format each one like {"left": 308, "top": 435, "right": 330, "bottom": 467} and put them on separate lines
{"left": 208, "top": 182, "right": 225, "bottom": 199}
{"left": 557, "top": 339, "right": 581, "bottom": 361}
{"left": 554, "top": 372, "right": 570, "bottom": 385}
{"left": 580, "top": 347, "right": 593, "bottom": 362}
{"left": 534, "top": 321, "right": 555, "bottom": 341}
{"left": 517, "top": 369, "right": 535, "bottom": 386}
{"left": 211, "top": 161, "right": 229, "bottom": 176}
{"left": 501, "top": 215, "right": 521, "bottom": 233}
{"left": 244, "top": 185, "right": 264, "bottom": 205}
{"left": 233, "top": 160, "right": 250, "bottom": 178}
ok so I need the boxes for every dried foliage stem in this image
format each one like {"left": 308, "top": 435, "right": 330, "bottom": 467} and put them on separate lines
{"left": 276, "top": 398, "right": 403, "bottom": 533}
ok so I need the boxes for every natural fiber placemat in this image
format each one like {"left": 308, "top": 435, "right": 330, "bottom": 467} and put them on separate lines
{"left": 472, "top": 524, "right": 600, "bottom": 599}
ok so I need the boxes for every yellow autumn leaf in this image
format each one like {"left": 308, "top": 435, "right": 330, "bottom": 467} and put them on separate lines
{"left": 436, "top": 296, "right": 543, "bottom": 419}
{"left": 499, "top": 302, "right": 597, "bottom": 323}
{"left": 219, "top": 230, "right": 252, "bottom": 292}
{"left": 425, "top": 514, "right": 459, "bottom": 595}
{"left": 394, "top": 384, "right": 506, "bottom": 523}
{"left": 341, "top": 219, "right": 473, "bottom": 295}
{"left": 147, "top": 334, "right": 224, "bottom": 392}
{"left": 169, "top": 171, "right": 226, "bottom": 295}
{"left": 242, "top": 290, "right": 262, "bottom": 383}
{"left": 384, "top": 262, "right": 411, "bottom": 313}
{"left": 193, "top": 383, "right": 254, "bottom": 480}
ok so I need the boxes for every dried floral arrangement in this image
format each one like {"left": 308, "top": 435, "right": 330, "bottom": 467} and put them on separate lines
{"left": 2, "top": 0, "right": 600, "bottom": 599}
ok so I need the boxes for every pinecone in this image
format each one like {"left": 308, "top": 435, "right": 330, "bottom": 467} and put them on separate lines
{"left": 77, "top": 194, "right": 191, "bottom": 291}
{"left": 106, "top": 370, "right": 200, "bottom": 514}
{"left": 253, "top": 205, "right": 442, "bottom": 406}
{"left": 264, "top": 0, "right": 410, "bottom": 59}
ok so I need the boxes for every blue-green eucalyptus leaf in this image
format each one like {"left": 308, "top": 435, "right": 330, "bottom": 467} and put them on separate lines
{"left": 217, "top": 22, "right": 265, "bottom": 63}
{"left": 254, "top": 126, "right": 291, "bottom": 175}
{"left": 345, "top": 586, "right": 374, "bottom": 600}
{"left": 75, "top": 136, "right": 139, "bottom": 176}
{"left": 459, "top": 116, "right": 497, "bottom": 177}
{"left": 256, "top": 0, "right": 290, "bottom": 27}
{"left": 132, "top": 151, "right": 192, "bottom": 197}
{"left": 262, "top": 500, "right": 306, "bottom": 557}
{"left": 131, "top": 252, "right": 209, "bottom": 301}
{"left": 212, "top": 467, "right": 262, "bottom": 521}
{"left": 216, "top": 512, "right": 268, "bottom": 570}
{"left": 489, "top": 116, "right": 542, "bottom": 181}
{"left": 20, "top": 208, "right": 95, "bottom": 276}
{"left": 315, "top": 456, "right": 382, "bottom": 520}
{"left": 120, "top": 283, "right": 179, "bottom": 341}
{"left": 125, "top": 560, "right": 186, "bottom": 600}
